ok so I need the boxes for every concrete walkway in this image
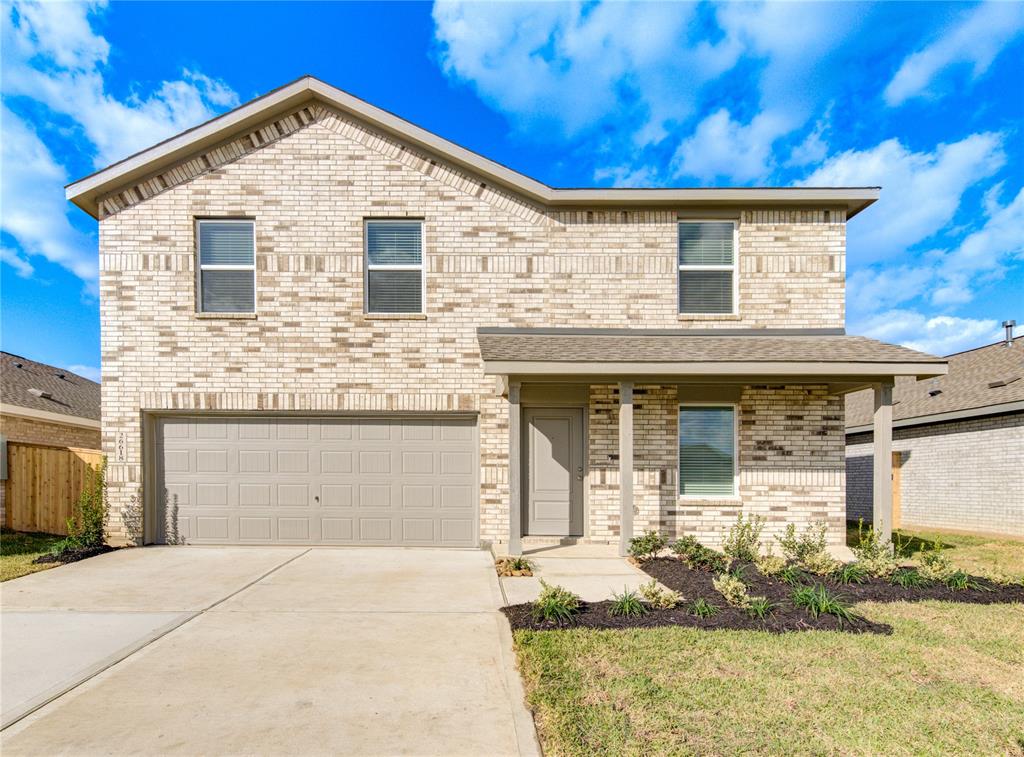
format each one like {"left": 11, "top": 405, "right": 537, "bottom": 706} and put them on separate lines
{"left": 1, "top": 547, "right": 539, "bottom": 756}
{"left": 497, "top": 543, "right": 654, "bottom": 604}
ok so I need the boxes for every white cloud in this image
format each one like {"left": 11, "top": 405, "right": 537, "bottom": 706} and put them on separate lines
{"left": 884, "top": 2, "right": 1024, "bottom": 106}
{"left": 593, "top": 163, "right": 660, "bottom": 189}
{"left": 1, "top": 246, "right": 35, "bottom": 278}
{"left": 0, "top": 0, "right": 239, "bottom": 288}
{"left": 855, "top": 310, "right": 1003, "bottom": 356}
{"left": 800, "top": 133, "right": 1006, "bottom": 263}
{"left": 3, "top": 0, "right": 239, "bottom": 166}
{"left": 65, "top": 364, "right": 101, "bottom": 383}
{"left": 846, "top": 264, "right": 935, "bottom": 318}
{"left": 671, "top": 108, "right": 792, "bottom": 182}
{"left": 1, "top": 105, "right": 98, "bottom": 287}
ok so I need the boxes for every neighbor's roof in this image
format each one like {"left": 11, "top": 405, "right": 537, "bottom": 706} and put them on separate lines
{"left": 846, "top": 336, "right": 1024, "bottom": 431}
{"left": 477, "top": 328, "right": 946, "bottom": 379}
{"left": 1, "top": 352, "right": 101, "bottom": 424}
{"left": 66, "top": 75, "right": 880, "bottom": 219}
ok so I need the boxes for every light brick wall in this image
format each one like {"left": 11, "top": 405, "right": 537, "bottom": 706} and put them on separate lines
{"left": 846, "top": 412, "right": 1024, "bottom": 537}
{"left": 0, "top": 414, "right": 101, "bottom": 449}
{"left": 586, "top": 384, "right": 845, "bottom": 548}
{"left": 97, "top": 103, "right": 848, "bottom": 545}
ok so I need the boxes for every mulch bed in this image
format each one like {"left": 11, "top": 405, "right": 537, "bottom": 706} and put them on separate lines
{"left": 503, "top": 558, "right": 1023, "bottom": 635}
{"left": 33, "top": 544, "right": 116, "bottom": 566}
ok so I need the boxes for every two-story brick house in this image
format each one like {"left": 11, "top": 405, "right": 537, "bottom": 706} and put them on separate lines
{"left": 66, "top": 76, "right": 947, "bottom": 554}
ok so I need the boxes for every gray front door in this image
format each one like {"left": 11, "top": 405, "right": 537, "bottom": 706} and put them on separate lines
{"left": 524, "top": 407, "right": 584, "bottom": 536}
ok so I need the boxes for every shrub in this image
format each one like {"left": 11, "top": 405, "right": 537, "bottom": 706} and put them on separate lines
{"left": 628, "top": 530, "right": 667, "bottom": 561}
{"left": 722, "top": 513, "right": 765, "bottom": 563}
{"left": 776, "top": 521, "right": 829, "bottom": 564}
{"left": 495, "top": 556, "right": 534, "bottom": 576}
{"left": 791, "top": 584, "right": 855, "bottom": 623}
{"left": 532, "top": 580, "right": 581, "bottom": 623}
{"left": 852, "top": 520, "right": 897, "bottom": 577}
{"left": 944, "top": 570, "right": 990, "bottom": 592}
{"left": 833, "top": 562, "right": 868, "bottom": 585}
{"left": 712, "top": 572, "right": 751, "bottom": 609}
{"left": 755, "top": 552, "right": 786, "bottom": 577}
{"left": 62, "top": 460, "right": 108, "bottom": 552}
{"left": 683, "top": 544, "right": 729, "bottom": 574}
{"left": 917, "top": 543, "right": 955, "bottom": 582}
{"left": 778, "top": 564, "right": 809, "bottom": 586}
{"left": 890, "top": 568, "right": 925, "bottom": 588}
{"left": 671, "top": 534, "right": 702, "bottom": 559}
{"left": 746, "top": 596, "right": 776, "bottom": 620}
{"left": 800, "top": 549, "right": 840, "bottom": 576}
{"left": 609, "top": 587, "right": 648, "bottom": 617}
{"left": 638, "top": 580, "right": 681, "bottom": 609}
{"left": 689, "top": 598, "right": 720, "bottom": 618}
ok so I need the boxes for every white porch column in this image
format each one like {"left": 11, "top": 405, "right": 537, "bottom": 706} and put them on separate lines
{"left": 872, "top": 382, "right": 894, "bottom": 544}
{"left": 508, "top": 381, "right": 522, "bottom": 556}
{"left": 618, "top": 382, "right": 634, "bottom": 557}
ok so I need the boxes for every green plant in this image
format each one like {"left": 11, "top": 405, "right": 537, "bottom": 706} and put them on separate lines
{"left": 778, "top": 564, "right": 809, "bottom": 586}
{"left": 746, "top": 596, "right": 776, "bottom": 620}
{"left": 944, "top": 570, "right": 989, "bottom": 592}
{"left": 628, "top": 530, "right": 667, "bottom": 561}
{"left": 833, "top": 562, "right": 868, "bottom": 585}
{"left": 890, "top": 568, "right": 925, "bottom": 588}
{"left": 917, "top": 542, "right": 955, "bottom": 581}
{"left": 689, "top": 597, "right": 719, "bottom": 618}
{"left": 712, "top": 572, "right": 751, "bottom": 608}
{"left": 852, "top": 520, "right": 898, "bottom": 577}
{"left": 791, "top": 584, "right": 855, "bottom": 623}
{"left": 722, "top": 513, "right": 765, "bottom": 563}
{"left": 776, "top": 521, "right": 829, "bottom": 564}
{"left": 684, "top": 545, "right": 729, "bottom": 573}
{"left": 60, "top": 459, "right": 108, "bottom": 552}
{"left": 800, "top": 549, "right": 840, "bottom": 576}
{"left": 532, "top": 580, "right": 581, "bottom": 623}
{"left": 638, "top": 580, "right": 681, "bottom": 609}
{"left": 496, "top": 556, "right": 534, "bottom": 576}
{"left": 671, "top": 534, "right": 702, "bottom": 559}
{"left": 609, "top": 587, "right": 648, "bottom": 617}
{"left": 754, "top": 552, "right": 786, "bottom": 577}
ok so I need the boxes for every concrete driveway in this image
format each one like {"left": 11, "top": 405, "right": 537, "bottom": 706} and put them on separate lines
{"left": 1, "top": 547, "right": 539, "bottom": 756}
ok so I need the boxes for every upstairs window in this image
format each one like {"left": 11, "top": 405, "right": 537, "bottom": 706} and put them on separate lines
{"left": 365, "top": 220, "right": 424, "bottom": 314}
{"left": 678, "top": 221, "right": 736, "bottom": 315}
{"left": 679, "top": 404, "right": 737, "bottom": 497}
{"left": 197, "top": 219, "right": 255, "bottom": 313}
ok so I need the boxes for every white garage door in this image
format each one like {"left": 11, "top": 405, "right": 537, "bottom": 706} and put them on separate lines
{"left": 154, "top": 416, "right": 478, "bottom": 546}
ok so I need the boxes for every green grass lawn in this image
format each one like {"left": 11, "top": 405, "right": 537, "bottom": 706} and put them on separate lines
{"left": 514, "top": 528, "right": 1024, "bottom": 756}
{"left": 0, "top": 529, "right": 64, "bottom": 582}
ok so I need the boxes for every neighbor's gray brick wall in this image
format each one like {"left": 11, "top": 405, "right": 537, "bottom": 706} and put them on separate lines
{"left": 97, "top": 103, "right": 848, "bottom": 546}
{"left": 846, "top": 411, "right": 1024, "bottom": 537}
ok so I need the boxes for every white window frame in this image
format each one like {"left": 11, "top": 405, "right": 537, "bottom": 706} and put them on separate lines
{"left": 195, "top": 218, "right": 256, "bottom": 314}
{"left": 677, "top": 401, "right": 740, "bottom": 500}
{"left": 363, "top": 219, "right": 426, "bottom": 315}
{"left": 677, "top": 219, "right": 739, "bottom": 316}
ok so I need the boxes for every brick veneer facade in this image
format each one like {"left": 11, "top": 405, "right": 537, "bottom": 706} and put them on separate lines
{"left": 97, "top": 102, "right": 848, "bottom": 546}
{"left": 1, "top": 414, "right": 101, "bottom": 450}
{"left": 847, "top": 412, "right": 1024, "bottom": 537}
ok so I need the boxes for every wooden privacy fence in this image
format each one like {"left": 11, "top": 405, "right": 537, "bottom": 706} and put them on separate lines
{"left": 3, "top": 443, "right": 104, "bottom": 535}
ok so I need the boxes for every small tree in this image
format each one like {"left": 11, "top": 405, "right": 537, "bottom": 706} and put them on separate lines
{"left": 66, "top": 458, "right": 108, "bottom": 549}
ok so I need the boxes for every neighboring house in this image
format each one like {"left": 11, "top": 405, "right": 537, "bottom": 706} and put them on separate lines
{"left": 846, "top": 330, "right": 1024, "bottom": 537}
{"left": 65, "top": 76, "right": 947, "bottom": 552}
{"left": 0, "top": 352, "right": 102, "bottom": 522}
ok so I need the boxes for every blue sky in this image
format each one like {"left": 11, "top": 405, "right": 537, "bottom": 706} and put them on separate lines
{"left": 2, "top": 0, "right": 1022, "bottom": 382}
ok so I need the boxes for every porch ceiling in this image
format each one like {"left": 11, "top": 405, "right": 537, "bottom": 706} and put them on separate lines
{"left": 477, "top": 328, "right": 948, "bottom": 383}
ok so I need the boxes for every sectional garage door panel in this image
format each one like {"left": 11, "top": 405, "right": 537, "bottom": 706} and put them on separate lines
{"left": 155, "top": 416, "right": 477, "bottom": 546}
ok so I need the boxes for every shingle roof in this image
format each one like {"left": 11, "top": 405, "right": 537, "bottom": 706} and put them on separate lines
{"left": 845, "top": 337, "right": 1024, "bottom": 429}
{"left": 477, "top": 329, "right": 942, "bottom": 365}
{"left": 1, "top": 352, "right": 101, "bottom": 422}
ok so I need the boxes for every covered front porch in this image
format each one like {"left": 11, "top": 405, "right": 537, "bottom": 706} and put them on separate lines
{"left": 478, "top": 328, "right": 947, "bottom": 557}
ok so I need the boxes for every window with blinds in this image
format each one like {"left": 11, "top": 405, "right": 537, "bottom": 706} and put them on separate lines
{"left": 678, "top": 221, "right": 736, "bottom": 314}
{"left": 678, "top": 404, "right": 736, "bottom": 497}
{"left": 197, "top": 220, "right": 255, "bottom": 313}
{"left": 365, "top": 220, "right": 424, "bottom": 313}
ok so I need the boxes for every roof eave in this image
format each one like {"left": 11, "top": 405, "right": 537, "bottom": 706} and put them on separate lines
{"left": 482, "top": 360, "right": 948, "bottom": 379}
{"left": 67, "top": 75, "right": 881, "bottom": 220}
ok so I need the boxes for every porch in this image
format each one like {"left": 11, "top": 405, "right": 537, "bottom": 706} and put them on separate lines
{"left": 477, "top": 328, "right": 948, "bottom": 557}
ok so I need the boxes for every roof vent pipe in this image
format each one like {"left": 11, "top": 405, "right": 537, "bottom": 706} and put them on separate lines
{"left": 1004, "top": 320, "right": 1017, "bottom": 347}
